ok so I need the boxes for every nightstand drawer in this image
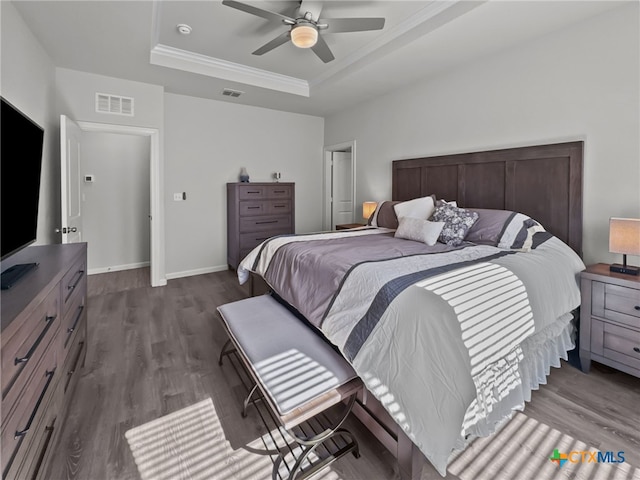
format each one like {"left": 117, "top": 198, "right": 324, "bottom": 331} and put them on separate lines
{"left": 603, "top": 322, "right": 640, "bottom": 370}
{"left": 604, "top": 283, "right": 640, "bottom": 322}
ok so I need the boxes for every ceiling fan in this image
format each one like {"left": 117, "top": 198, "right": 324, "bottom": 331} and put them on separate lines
{"left": 221, "top": 0, "right": 386, "bottom": 63}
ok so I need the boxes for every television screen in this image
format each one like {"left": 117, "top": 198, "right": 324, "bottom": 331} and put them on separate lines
{"left": 1, "top": 97, "right": 45, "bottom": 261}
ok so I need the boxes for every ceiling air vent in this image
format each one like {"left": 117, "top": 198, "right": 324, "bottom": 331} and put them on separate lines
{"left": 221, "top": 88, "right": 244, "bottom": 98}
{"left": 95, "top": 93, "right": 134, "bottom": 116}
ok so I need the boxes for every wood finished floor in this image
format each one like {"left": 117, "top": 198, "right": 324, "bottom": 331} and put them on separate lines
{"left": 45, "top": 268, "right": 640, "bottom": 480}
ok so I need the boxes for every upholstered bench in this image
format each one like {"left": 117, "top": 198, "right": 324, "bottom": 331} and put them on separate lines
{"left": 217, "top": 294, "right": 362, "bottom": 480}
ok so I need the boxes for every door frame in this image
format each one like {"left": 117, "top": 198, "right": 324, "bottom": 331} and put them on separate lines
{"left": 322, "top": 140, "right": 356, "bottom": 231}
{"left": 76, "top": 121, "right": 166, "bottom": 287}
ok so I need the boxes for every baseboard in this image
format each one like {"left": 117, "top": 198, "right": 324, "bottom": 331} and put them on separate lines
{"left": 88, "top": 262, "right": 150, "bottom": 275}
{"left": 165, "top": 264, "right": 229, "bottom": 280}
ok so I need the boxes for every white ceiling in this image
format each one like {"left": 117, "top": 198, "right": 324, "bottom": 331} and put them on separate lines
{"left": 11, "top": 0, "right": 626, "bottom": 116}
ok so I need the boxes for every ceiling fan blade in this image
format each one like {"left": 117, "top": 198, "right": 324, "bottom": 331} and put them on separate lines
{"left": 320, "top": 17, "right": 385, "bottom": 33}
{"left": 311, "top": 34, "right": 335, "bottom": 63}
{"left": 252, "top": 31, "right": 291, "bottom": 56}
{"left": 222, "top": 0, "right": 295, "bottom": 24}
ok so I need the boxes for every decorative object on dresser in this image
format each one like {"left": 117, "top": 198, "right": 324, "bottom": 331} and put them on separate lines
{"left": 580, "top": 263, "right": 640, "bottom": 378}
{"left": 362, "top": 201, "right": 377, "bottom": 223}
{"left": 227, "top": 182, "right": 295, "bottom": 270}
{"left": 609, "top": 218, "right": 640, "bottom": 275}
{"left": 272, "top": 172, "right": 281, "bottom": 182}
{"left": 1, "top": 243, "right": 88, "bottom": 480}
{"left": 239, "top": 167, "right": 249, "bottom": 183}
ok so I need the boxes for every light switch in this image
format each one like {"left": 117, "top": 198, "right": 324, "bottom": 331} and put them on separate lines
{"left": 173, "top": 193, "right": 183, "bottom": 201}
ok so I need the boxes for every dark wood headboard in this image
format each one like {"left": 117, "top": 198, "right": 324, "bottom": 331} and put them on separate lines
{"left": 392, "top": 141, "right": 583, "bottom": 256}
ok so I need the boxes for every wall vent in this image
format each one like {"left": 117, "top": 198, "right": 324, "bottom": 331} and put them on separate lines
{"left": 221, "top": 88, "right": 244, "bottom": 98}
{"left": 95, "top": 93, "right": 134, "bottom": 116}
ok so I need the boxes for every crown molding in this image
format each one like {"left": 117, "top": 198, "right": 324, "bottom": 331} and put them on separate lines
{"left": 309, "top": 0, "right": 484, "bottom": 92}
{"left": 150, "top": 44, "right": 310, "bottom": 97}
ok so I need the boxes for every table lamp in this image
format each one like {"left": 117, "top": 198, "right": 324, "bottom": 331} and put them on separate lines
{"left": 609, "top": 217, "right": 640, "bottom": 275}
{"left": 363, "top": 202, "right": 377, "bottom": 222}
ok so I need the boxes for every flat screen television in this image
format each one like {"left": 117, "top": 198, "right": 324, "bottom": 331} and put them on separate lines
{"left": 1, "top": 97, "right": 45, "bottom": 288}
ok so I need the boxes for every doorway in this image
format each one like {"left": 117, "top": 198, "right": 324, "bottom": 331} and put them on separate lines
{"left": 60, "top": 117, "right": 165, "bottom": 287}
{"left": 323, "top": 141, "right": 356, "bottom": 231}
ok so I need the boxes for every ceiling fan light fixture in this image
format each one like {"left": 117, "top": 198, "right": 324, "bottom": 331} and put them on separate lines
{"left": 291, "top": 24, "right": 318, "bottom": 48}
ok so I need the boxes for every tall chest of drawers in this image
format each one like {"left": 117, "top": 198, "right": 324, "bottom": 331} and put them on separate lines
{"left": 227, "top": 182, "right": 295, "bottom": 270}
{"left": 1, "top": 243, "right": 87, "bottom": 479}
{"left": 580, "top": 263, "right": 640, "bottom": 378}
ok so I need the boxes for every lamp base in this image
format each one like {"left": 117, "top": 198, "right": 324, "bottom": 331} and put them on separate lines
{"left": 610, "top": 263, "right": 640, "bottom": 276}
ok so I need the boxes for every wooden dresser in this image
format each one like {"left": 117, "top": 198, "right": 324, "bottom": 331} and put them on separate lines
{"left": 580, "top": 263, "right": 640, "bottom": 378}
{"left": 1, "top": 243, "right": 88, "bottom": 479}
{"left": 227, "top": 182, "right": 295, "bottom": 270}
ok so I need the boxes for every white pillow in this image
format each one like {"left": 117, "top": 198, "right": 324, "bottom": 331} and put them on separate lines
{"left": 393, "top": 195, "right": 436, "bottom": 220}
{"left": 395, "top": 217, "right": 444, "bottom": 246}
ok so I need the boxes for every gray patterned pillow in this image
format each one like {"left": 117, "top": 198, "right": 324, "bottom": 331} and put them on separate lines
{"left": 430, "top": 203, "right": 479, "bottom": 246}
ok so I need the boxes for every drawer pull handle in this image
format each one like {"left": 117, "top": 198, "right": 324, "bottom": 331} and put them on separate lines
{"left": 273, "top": 190, "right": 285, "bottom": 193}
{"left": 247, "top": 206, "right": 261, "bottom": 209}
{"left": 247, "top": 191, "right": 260, "bottom": 194}
{"left": 15, "top": 370, "right": 55, "bottom": 439}
{"left": 256, "top": 220, "right": 278, "bottom": 225}
{"left": 274, "top": 205, "right": 285, "bottom": 208}
{"left": 634, "top": 347, "right": 640, "bottom": 353}
{"left": 68, "top": 269, "right": 85, "bottom": 290}
{"left": 635, "top": 306, "right": 640, "bottom": 311}
{"left": 14, "top": 315, "right": 56, "bottom": 365}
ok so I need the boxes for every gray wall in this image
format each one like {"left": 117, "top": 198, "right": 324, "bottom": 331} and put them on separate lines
{"left": 1, "top": 2, "right": 58, "bottom": 246}
{"left": 164, "top": 93, "right": 324, "bottom": 277}
{"left": 81, "top": 132, "right": 150, "bottom": 272}
{"left": 325, "top": 3, "right": 640, "bottom": 266}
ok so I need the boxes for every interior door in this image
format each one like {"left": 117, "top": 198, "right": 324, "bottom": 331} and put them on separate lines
{"left": 331, "top": 151, "right": 354, "bottom": 226}
{"left": 59, "top": 115, "right": 83, "bottom": 243}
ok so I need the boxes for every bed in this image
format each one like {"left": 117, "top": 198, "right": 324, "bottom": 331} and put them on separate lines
{"left": 236, "top": 141, "right": 585, "bottom": 478}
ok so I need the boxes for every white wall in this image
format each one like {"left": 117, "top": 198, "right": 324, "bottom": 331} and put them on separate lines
{"left": 1, "top": 2, "right": 58, "bottom": 246}
{"left": 81, "top": 132, "right": 150, "bottom": 273}
{"left": 324, "top": 3, "right": 640, "bottom": 266}
{"left": 164, "top": 93, "right": 324, "bottom": 277}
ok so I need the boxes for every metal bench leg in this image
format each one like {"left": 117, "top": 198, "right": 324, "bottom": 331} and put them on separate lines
{"left": 242, "top": 383, "right": 259, "bottom": 418}
{"left": 272, "top": 394, "right": 360, "bottom": 480}
{"left": 218, "top": 339, "right": 234, "bottom": 366}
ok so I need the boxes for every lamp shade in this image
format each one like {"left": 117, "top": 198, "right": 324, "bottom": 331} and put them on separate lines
{"left": 291, "top": 25, "right": 318, "bottom": 48}
{"left": 609, "top": 218, "right": 640, "bottom": 255}
{"left": 363, "top": 201, "right": 377, "bottom": 221}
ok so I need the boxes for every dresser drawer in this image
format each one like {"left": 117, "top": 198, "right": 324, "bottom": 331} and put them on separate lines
{"left": 1, "top": 346, "right": 57, "bottom": 478}
{"left": 61, "top": 290, "right": 86, "bottom": 354}
{"left": 268, "top": 199, "right": 291, "bottom": 215}
{"left": 1, "top": 288, "right": 59, "bottom": 398}
{"left": 8, "top": 398, "right": 57, "bottom": 480}
{"left": 239, "top": 229, "right": 291, "bottom": 250}
{"left": 61, "top": 256, "right": 86, "bottom": 312}
{"left": 240, "top": 215, "right": 292, "bottom": 233}
{"left": 62, "top": 324, "right": 86, "bottom": 398}
{"left": 239, "top": 201, "right": 267, "bottom": 216}
{"left": 602, "top": 322, "right": 640, "bottom": 370}
{"left": 238, "top": 185, "right": 266, "bottom": 200}
{"left": 266, "top": 185, "right": 292, "bottom": 199}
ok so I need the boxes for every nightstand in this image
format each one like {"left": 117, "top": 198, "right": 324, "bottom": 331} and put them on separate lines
{"left": 335, "top": 223, "right": 366, "bottom": 230}
{"left": 580, "top": 263, "right": 640, "bottom": 378}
